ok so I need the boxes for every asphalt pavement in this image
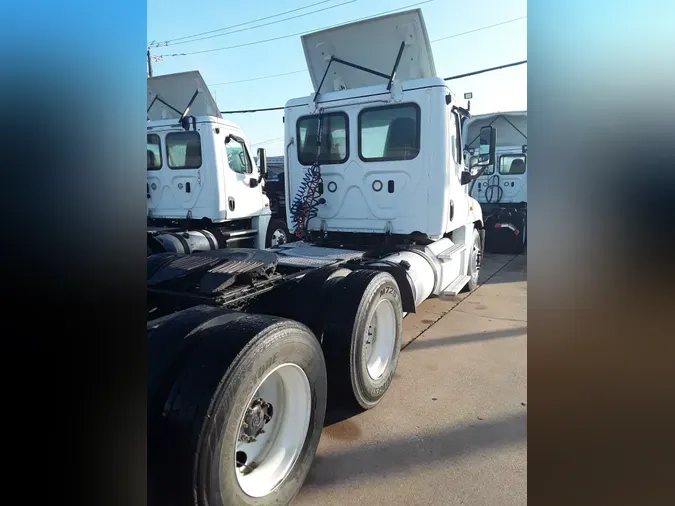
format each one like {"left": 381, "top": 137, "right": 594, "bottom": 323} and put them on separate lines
{"left": 295, "top": 252, "right": 528, "bottom": 506}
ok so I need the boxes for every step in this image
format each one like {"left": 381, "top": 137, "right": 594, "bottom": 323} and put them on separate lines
{"left": 223, "top": 228, "right": 258, "bottom": 238}
{"left": 437, "top": 243, "right": 468, "bottom": 261}
{"left": 440, "top": 275, "right": 471, "bottom": 299}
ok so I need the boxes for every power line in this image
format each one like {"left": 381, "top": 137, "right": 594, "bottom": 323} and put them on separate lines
{"left": 431, "top": 16, "right": 526, "bottom": 42}
{"left": 158, "top": 0, "right": 359, "bottom": 48}
{"left": 252, "top": 136, "right": 285, "bottom": 146}
{"left": 444, "top": 60, "right": 526, "bottom": 81}
{"left": 206, "top": 15, "right": 526, "bottom": 87}
{"left": 150, "top": 0, "right": 335, "bottom": 47}
{"left": 158, "top": 0, "right": 436, "bottom": 57}
{"left": 222, "top": 106, "right": 286, "bottom": 114}
{"left": 210, "top": 69, "right": 306, "bottom": 87}
{"left": 219, "top": 60, "right": 527, "bottom": 114}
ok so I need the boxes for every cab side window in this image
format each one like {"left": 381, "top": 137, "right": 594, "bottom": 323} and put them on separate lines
{"left": 358, "top": 104, "right": 420, "bottom": 162}
{"left": 226, "top": 136, "right": 252, "bottom": 174}
{"left": 499, "top": 154, "right": 526, "bottom": 175}
{"left": 147, "top": 134, "right": 162, "bottom": 170}
{"left": 166, "top": 131, "right": 202, "bottom": 169}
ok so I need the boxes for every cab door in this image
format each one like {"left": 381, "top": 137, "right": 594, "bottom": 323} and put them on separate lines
{"left": 221, "top": 133, "right": 264, "bottom": 219}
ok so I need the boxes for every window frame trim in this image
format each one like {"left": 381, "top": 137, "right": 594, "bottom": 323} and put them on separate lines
{"left": 498, "top": 153, "right": 527, "bottom": 175}
{"left": 225, "top": 134, "right": 254, "bottom": 175}
{"left": 296, "top": 111, "right": 350, "bottom": 166}
{"left": 452, "top": 110, "right": 462, "bottom": 166}
{"left": 147, "top": 133, "right": 163, "bottom": 171}
{"left": 357, "top": 102, "right": 421, "bottom": 163}
{"left": 165, "top": 130, "right": 203, "bottom": 170}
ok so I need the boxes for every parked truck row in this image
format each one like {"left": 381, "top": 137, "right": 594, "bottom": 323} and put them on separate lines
{"left": 148, "top": 9, "right": 504, "bottom": 506}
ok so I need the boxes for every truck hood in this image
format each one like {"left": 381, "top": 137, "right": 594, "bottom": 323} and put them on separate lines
{"left": 147, "top": 71, "right": 221, "bottom": 121}
{"left": 301, "top": 8, "right": 436, "bottom": 93}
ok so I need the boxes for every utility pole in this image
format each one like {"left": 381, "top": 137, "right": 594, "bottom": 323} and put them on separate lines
{"left": 147, "top": 48, "right": 153, "bottom": 77}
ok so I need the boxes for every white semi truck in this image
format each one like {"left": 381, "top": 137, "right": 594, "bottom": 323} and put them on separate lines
{"left": 148, "top": 9, "right": 497, "bottom": 506}
{"left": 463, "top": 111, "right": 527, "bottom": 253}
{"left": 146, "top": 71, "right": 291, "bottom": 255}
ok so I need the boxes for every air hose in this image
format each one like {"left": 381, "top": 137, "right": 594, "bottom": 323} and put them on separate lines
{"left": 290, "top": 110, "right": 325, "bottom": 239}
{"left": 484, "top": 173, "right": 503, "bottom": 204}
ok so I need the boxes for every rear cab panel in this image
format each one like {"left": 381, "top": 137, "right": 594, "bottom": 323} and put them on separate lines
{"left": 284, "top": 80, "right": 452, "bottom": 237}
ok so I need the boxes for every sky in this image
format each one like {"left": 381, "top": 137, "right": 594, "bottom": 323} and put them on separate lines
{"left": 147, "top": 0, "right": 527, "bottom": 155}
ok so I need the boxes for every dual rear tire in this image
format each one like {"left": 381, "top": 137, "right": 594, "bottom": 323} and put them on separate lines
{"left": 264, "top": 266, "right": 404, "bottom": 410}
{"left": 148, "top": 269, "right": 404, "bottom": 505}
{"left": 321, "top": 270, "right": 403, "bottom": 410}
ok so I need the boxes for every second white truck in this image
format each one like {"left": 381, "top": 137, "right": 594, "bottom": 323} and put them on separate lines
{"left": 146, "top": 71, "right": 291, "bottom": 255}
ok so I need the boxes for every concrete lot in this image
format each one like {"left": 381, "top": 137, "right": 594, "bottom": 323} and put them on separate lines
{"left": 295, "top": 253, "right": 527, "bottom": 506}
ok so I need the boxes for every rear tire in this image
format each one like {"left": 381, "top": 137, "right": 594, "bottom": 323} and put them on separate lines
{"left": 265, "top": 219, "right": 290, "bottom": 248}
{"left": 322, "top": 270, "right": 403, "bottom": 410}
{"left": 149, "top": 314, "right": 327, "bottom": 506}
{"left": 462, "top": 228, "right": 482, "bottom": 292}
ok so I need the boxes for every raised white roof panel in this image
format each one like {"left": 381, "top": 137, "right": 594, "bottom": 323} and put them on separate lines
{"left": 147, "top": 71, "right": 221, "bottom": 121}
{"left": 301, "top": 8, "right": 436, "bottom": 93}
{"left": 463, "top": 111, "right": 528, "bottom": 149}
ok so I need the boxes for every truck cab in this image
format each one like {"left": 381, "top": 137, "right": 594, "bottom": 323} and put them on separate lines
{"left": 147, "top": 71, "right": 269, "bottom": 223}
{"left": 146, "top": 71, "right": 290, "bottom": 253}
{"left": 463, "top": 111, "right": 527, "bottom": 253}
{"left": 283, "top": 9, "right": 484, "bottom": 243}
{"left": 463, "top": 111, "right": 527, "bottom": 207}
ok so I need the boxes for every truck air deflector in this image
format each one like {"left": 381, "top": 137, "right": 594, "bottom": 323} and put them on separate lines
{"left": 301, "top": 8, "right": 436, "bottom": 93}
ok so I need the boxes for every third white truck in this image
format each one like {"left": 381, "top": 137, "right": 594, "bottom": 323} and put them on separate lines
{"left": 463, "top": 110, "right": 527, "bottom": 253}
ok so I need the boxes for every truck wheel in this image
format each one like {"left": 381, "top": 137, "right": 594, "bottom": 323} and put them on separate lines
{"left": 322, "top": 270, "right": 403, "bottom": 410}
{"left": 265, "top": 219, "right": 290, "bottom": 248}
{"left": 463, "top": 228, "right": 482, "bottom": 292}
{"left": 149, "top": 315, "right": 327, "bottom": 506}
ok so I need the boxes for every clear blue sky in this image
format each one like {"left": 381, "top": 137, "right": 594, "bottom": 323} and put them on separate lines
{"left": 148, "top": 0, "right": 527, "bottom": 155}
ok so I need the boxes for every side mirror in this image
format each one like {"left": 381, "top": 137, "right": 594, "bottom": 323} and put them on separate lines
{"left": 257, "top": 147, "right": 267, "bottom": 178}
{"left": 249, "top": 178, "right": 259, "bottom": 188}
{"left": 475, "top": 126, "right": 496, "bottom": 166}
{"left": 460, "top": 171, "right": 472, "bottom": 186}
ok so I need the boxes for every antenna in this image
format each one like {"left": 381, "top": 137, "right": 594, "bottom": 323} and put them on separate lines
{"left": 179, "top": 89, "right": 200, "bottom": 131}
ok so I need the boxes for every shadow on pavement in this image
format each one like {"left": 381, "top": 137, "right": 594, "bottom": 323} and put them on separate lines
{"left": 403, "top": 326, "right": 526, "bottom": 351}
{"left": 307, "top": 411, "right": 526, "bottom": 487}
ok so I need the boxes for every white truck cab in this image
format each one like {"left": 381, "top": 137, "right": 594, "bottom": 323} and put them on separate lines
{"left": 146, "top": 71, "right": 289, "bottom": 253}
{"left": 463, "top": 111, "right": 527, "bottom": 205}
{"left": 462, "top": 111, "right": 527, "bottom": 253}
{"left": 283, "top": 9, "right": 485, "bottom": 242}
